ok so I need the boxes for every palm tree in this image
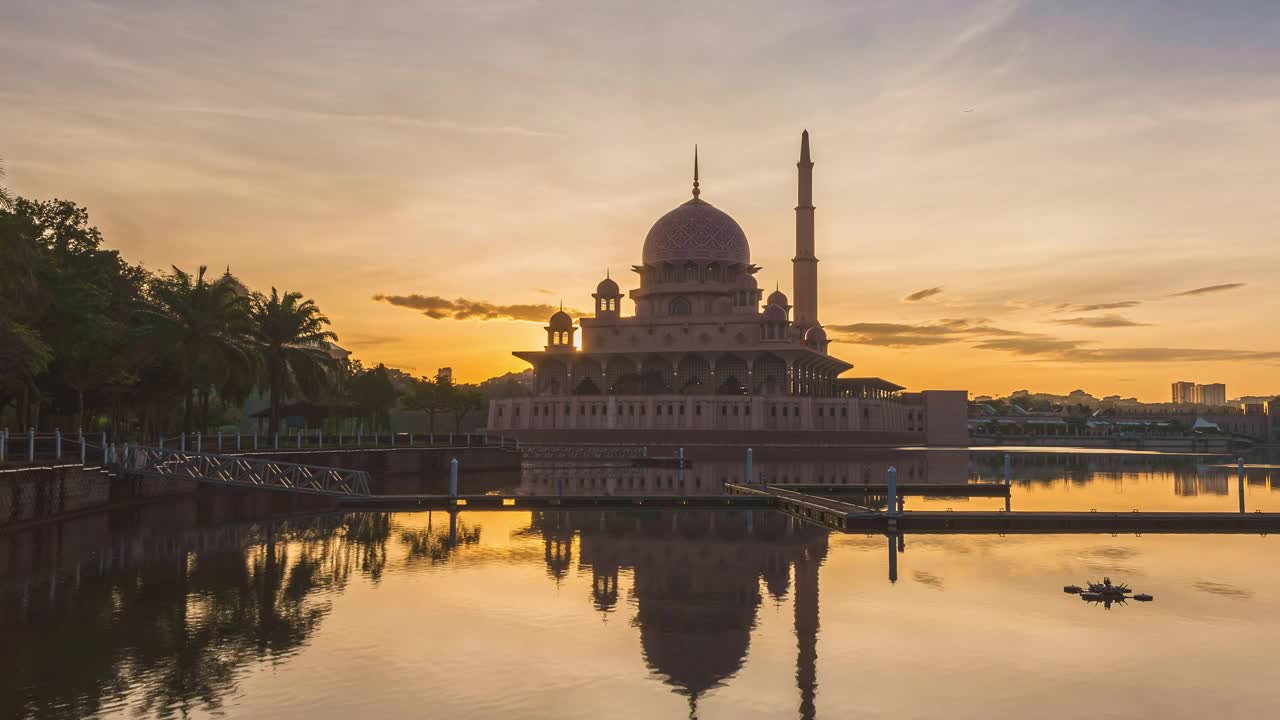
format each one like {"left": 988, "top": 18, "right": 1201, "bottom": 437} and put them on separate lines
{"left": 137, "top": 266, "right": 254, "bottom": 433}
{"left": 249, "top": 288, "right": 338, "bottom": 437}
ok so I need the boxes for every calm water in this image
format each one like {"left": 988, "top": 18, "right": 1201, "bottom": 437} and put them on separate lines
{"left": 3, "top": 448, "right": 1279, "bottom": 719}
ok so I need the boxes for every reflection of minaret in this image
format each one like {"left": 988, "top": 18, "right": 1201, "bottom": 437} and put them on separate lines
{"left": 793, "top": 130, "right": 818, "bottom": 329}
{"left": 794, "top": 546, "right": 820, "bottom": 720}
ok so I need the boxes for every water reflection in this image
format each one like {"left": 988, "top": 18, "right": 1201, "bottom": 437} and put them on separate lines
{"left": 0, "top": 510, "right": 394, "bottom": 719}
{"left": 528, "top": 509, "right": 828, "bottom": 718}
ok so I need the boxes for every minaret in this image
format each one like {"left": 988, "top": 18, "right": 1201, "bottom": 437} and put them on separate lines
{"left": 792, "top": 130, "right": 818, "bottom": 329}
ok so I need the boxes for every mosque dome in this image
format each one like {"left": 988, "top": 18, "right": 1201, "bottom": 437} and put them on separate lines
{"left": 596, "top": 275, "right": 620, "bottom": 296}
{"left": 803, "top": 325, "right": 827, "bottom": 346}
{"left": 548, "top": 308, "right": 573, "bottom": 329}
{"left": 763, "top": 304, "right": 788, "bottom": 323}
{"left": 642, "top": 198, "right": 750, "bottom": 267}
{"left": 766, "top": 287, "right": 788, "bottom": 307}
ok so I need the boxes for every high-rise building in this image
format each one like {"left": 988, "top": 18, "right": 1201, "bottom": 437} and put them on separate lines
{"left": 436, "top": 367, "right": 453, "bottom": 384}
{"left": 1196, "top": 383, "right": 1226, "bottom": 406}
{"left": 1171, "top": 381, "right": 1196, "bottom": 404}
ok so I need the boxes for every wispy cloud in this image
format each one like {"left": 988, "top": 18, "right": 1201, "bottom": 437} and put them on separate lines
{"left": 1170, "top": 283, "right": 1245, "bottom": 297}
{"left": 1050, "top": 314, "right": 1149, "bottom": 328}
{"left": 1055, "top": 301, "right": 1142, "bottom": 312}
{"left": 831, "top": 316, "right": 1280, "bottom": 364}
{"left": 373, "top": 293, "right": 580, "bottom": 322}
{"left": 826, "top": 318, "right": 1024, "bottom": 347}
{"left": 904, "top": 286, "right": 944, "bottom": 302}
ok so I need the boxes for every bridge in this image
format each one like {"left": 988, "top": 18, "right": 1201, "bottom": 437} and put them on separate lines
{"left": 123, "top": 446, "right": 371, "bottom": 496}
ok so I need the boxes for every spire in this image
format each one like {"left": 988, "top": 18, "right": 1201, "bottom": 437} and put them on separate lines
{"left": 691, "top": 144, "right": 700, "bottom": 200}
{"left": 606, "top": 267, "right": 610, "bottom": 279}
{"left": 559, "top": 299, "right": 564, "bottom": 311}
{"left": 800, "top": 129, "right": 811, "bottom": 164}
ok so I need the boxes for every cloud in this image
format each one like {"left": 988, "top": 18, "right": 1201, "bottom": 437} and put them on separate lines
{"left": 373, "top": 294, "right": 579, "bottom": 322}
{"left": 903, "top": 286, "right": 944, "bottom": 302}
{"left": 1051, "top": 314, "right": 1150, "bottom": 328}
{"left": 826, "top": 318, "right": 1026, "bottom": 347}
{"left": 829, "top": 316, "right": 1280, "bottom": 364}
{"left": 1055, "top": 301, "right": 1142, "bottom": 312}
{"left": 1170, "top": 283, "right": 1245, "bottom": 297}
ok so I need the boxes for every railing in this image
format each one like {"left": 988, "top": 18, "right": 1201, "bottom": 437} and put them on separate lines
{"left": 123, "top": 445, "right": 371, "bottom": 496}
{"left": 0, "top": 428, "right": 521, "bottom": 467}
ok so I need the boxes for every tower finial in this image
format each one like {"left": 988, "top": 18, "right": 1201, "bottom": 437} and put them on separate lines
{"left": 559, "top": 299, "right": 564, "bottom": 311}
{"left": 800, "top": 129, "right": 811, "bottom": 164}
{"left": 606, "top": 267, "right": 610, "bottom": 279}
{"left": 692, "top": 144, "right": 700, "bottom": 199}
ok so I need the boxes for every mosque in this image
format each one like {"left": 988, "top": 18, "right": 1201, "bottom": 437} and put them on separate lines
{"left": 486, "top": 132, "right": 966, "bottom": 446}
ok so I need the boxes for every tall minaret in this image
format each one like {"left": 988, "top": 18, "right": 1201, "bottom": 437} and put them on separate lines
{"left": 793, "top": 130, "right": 818, "bottom": 329}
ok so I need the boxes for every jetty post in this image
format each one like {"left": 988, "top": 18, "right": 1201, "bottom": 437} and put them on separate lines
{"left": 100, "top": 432, "right": 107, "bottom": 465}
{"left": 449, "top": 458, "right": 459, "bottom": 499}
{"left": 55, "top": 429, "right": 61, "bottom": 460}
{"left": 1003, "top": 454, "right": 1012, "bottom": 484}
{"left": 79, "top": 432, "right": 86, "bottom": 465}
{"left": 887, "top": 533, "right": 899, "bottom": 583}
{"left": 887, "top": 466, "right": 899, "bottom": 517}
{"left": 180, "top": 433, "right": 186, "bottom": 452}
{"left": 1, "top": 429, "right": 6, "bottom": 464}
{"left": 27, "top": 428, "right": 34, "bottom": 463}
{"left": 195, "top": 432, "right": 201, "bottom": 452}
{"left": 746, "top": 447, "right": 753, "bottom": 484}
{"left": 1239, "top": 457, "right": 1246, "bottom": 514}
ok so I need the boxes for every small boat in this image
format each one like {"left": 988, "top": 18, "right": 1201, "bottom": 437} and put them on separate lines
{"left": 1064, "top": 585, "right": 1082, "bottom": 594}
{"left": 1134, "top": 594, "right": 1153, "bottom": 602}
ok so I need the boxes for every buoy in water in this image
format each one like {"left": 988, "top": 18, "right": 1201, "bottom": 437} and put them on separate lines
{"left": 1134, "top": 594, "right": 1153, "bottom": 602}
{"left": 1064, "top": 585, "right": 1082, "bottom": 594}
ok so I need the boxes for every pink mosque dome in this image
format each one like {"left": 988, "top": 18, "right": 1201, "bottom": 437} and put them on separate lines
{"left": 642, "top": 198, "right": 750, "bottom": 267}
{"left": 766, "top": 287, "right": 788, "bottom": 307}
{"left": 641, "top": 147, "right": 750, "bottom": 267}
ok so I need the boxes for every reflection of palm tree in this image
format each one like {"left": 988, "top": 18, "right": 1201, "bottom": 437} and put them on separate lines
{"left": 0, "top": 512, "right": 397, "bottom": 719}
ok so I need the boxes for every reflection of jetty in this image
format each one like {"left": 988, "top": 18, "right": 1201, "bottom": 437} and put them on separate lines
{"left": 339, "top": 482, "right": 1280, "bottom": 535}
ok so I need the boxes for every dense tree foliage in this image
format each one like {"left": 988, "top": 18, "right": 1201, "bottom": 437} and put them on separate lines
{"left": 0, "top": 191, "right": 497, "bottom": 439}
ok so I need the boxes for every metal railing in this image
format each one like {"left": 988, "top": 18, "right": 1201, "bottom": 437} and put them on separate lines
{"left": 1, "top": 428, "right": 520, "bottom": 468}
{"left": 123, "top": 445, "right": 371, "bottom": 496}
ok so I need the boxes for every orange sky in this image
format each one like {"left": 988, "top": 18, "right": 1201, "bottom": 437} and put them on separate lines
{"left": 3, "top": 1, "right": 1278, "bottom": 400}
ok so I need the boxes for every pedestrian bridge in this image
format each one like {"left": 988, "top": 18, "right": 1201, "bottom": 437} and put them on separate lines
{"left": 123, "top": 446, "right": 371, "bottom": 497}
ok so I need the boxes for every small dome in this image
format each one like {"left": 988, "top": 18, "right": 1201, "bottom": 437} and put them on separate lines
{"left": 766, "top": 288, "right": 788, "bottom": 307}
{"left": 643, "top": 198, "right": 750, "bottom": 266}
{"left": 596, "top": 276, "right": 620, "bottom": 296}
{"left": 804, "top": 325, "right": 827, "bottom": 346}
{"left": 763, "top": 304, "right": 788, "bottom": 322}
{"left": 549, "top": 309, "right": 573, "bottom": 329}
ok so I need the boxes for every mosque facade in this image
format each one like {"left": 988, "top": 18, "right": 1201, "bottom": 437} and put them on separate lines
{"left": 486, "top": 132, "right": 967, "bottom": 445}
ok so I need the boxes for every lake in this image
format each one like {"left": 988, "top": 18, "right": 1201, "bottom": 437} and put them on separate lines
{"left": 2, "top": 447, "right": 1278, "bottom": 719}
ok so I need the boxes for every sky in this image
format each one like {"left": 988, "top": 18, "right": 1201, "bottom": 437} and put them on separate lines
{"left": 2, "top": 0, "right": 1278, "bottom": 401}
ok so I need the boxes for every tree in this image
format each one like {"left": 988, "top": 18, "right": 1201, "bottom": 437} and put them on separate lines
{"left": 447, "top": 385, "right": 485, "bottom": 432}
{"left": 0, "top": 158, "right": 13, "bottom": 210}
{"left": 137, "top": 266, "right": 254, "bottom": 433}
{"left": 403, "top": 376, "right": 451, "bottom": 433}
{"left": 249, "top": 288, "right": 338, "bottom": 437}
{"left": 348, "top": 363, "right": 399, "bottom": 433}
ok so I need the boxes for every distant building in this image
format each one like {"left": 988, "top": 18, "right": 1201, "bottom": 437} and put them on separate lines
{"left": 436, "top": 367, "right": 453, "bottom": 384}
{"left": 1196, "top": 383, "right": 1226, "bottom": 406}
{"left": 1171, "top": 381, "right": 1196, "bottom": 404}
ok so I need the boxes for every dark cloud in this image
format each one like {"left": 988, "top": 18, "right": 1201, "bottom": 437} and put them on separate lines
{"left": 903, "top": 286, "right": 943, "bottom": 302}
{"left": 829, "top": 316, "right": 1280, "bottom": 364}
{"left": 1055, "top": 301, "right": 1142, "bottom": 312}
{"left": 825, "top": 318, "right": 1024, "bottom": 348}
{"left": 1170, "top": 283, "right": 1245, "bottom": 297}
{"left": 373, "top": 293, "right": 579, "bottom": 322}
{"left": 1051, "top": 314, "right": 1150, "bottom": 328}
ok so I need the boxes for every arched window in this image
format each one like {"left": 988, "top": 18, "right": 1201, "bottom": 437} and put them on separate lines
{"left": 706, "top": 263, "right": 722, "bottom": 282}
{"left": 669, "top": 297, "right": 692, "bottom": 316}
{"left": 684, "top": 262, "right": 699, "bottom": 282}
{"left": 608, "top": 298, "right": 616, "bottom": 311}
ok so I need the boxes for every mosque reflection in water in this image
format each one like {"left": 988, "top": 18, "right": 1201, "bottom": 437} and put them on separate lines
{"left": 531, "top": 509, "right": 827, "bottom": 716}
{"left": 0, "top": 498, "right": 831, "bottom": 719}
